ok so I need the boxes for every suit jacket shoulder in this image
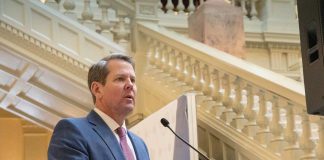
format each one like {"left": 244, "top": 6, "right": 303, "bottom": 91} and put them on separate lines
{"left": 48, "top": 111, "right": 150, "bottom": 160}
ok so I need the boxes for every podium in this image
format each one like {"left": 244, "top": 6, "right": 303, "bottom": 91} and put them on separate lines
{"left": 130, "top": 93, "right": 198, "bottom": 160}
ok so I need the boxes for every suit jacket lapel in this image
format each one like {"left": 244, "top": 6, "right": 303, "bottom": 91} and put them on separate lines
{"left": 87, "top": 110, "right": 125, "bottom": 160}
{"left": 128, "top": 132, "right": 142, "bottom": 160}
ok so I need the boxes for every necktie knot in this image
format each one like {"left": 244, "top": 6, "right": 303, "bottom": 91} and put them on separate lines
{"left": 116, "top": 127, "right": 126, "bottom": 138}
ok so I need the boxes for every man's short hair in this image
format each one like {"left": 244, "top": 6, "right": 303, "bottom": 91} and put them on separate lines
{"left": 87, "top": 54, "right": 135, "bottom": 103}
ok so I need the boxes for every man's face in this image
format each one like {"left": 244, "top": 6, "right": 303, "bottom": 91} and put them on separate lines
{"left": 96, "top": 59, "right": 136, "bottom": 118}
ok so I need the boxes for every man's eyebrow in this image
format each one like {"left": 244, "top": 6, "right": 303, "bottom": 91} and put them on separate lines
{"left": 115, "top": 73, "right": 136, "bottom": 77}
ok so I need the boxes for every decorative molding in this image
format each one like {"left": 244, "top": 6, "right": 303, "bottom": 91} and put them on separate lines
{"left": 246, "top": 41, "right": 301, "bottom": 51}
{"left": 0, "top": 21, "right": 89, "bottom": 83}
{"left": 139, "top": 4, "right": 155, "bottom": 15}
{"left": 135, "top": 1, "right": 159, "bottom": 22}
{"left": 267, "top": 42, "right": 301, "bottom": 51}
{"left": 245, "top": 41, "right": 268, "bottom": 49}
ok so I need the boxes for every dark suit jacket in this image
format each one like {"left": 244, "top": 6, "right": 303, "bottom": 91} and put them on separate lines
{"left": 48, "top": 110, "right": 150, "bottom": 160}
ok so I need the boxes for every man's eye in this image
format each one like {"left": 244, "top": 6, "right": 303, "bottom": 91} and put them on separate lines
{"left": 116, "top": 77, "right": 124, "bottom": 81}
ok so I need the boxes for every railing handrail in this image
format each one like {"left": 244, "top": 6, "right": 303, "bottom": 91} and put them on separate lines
{"left": 137, "top": 21, "right": 305, "bottom": 106}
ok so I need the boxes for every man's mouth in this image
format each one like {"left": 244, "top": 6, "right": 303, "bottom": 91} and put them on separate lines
{"left": 124, "top": 95, "right": 134, "bottom": 100}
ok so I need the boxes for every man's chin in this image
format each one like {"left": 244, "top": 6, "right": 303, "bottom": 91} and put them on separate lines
{"left": 124, "top": 105, "right": 135, "bottom": 114}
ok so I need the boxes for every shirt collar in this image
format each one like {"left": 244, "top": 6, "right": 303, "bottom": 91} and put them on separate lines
{"left": 93, "top": 108, "right": 127, "bottom": 132}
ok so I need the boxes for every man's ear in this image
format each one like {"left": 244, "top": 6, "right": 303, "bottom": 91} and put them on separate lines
{"left": 91, "top": 82, "right": 103, "bottom": 98}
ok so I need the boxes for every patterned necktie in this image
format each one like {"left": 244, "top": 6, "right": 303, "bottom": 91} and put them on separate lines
{"left": 116, "top": 127, "right": 135, "bottom": 160}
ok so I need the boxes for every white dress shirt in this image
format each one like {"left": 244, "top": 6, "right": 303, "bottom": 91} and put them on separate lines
{"left": 94, "top": 108, "right": 137, "bottom": 160}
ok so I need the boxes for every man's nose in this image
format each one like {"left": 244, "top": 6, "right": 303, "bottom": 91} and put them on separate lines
{"left": 125, "top": 79, "right": 134, "bottom": 90}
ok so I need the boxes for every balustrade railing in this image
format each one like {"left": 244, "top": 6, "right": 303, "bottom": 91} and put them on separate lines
{"left": 136, "top": 21, "right": 322, "bottom": 160}
{"left": 43, "top": 0, "right": 134, "bottom": 51}
{"left": 42, "top": 0, "right": 263, "bottom": 49}
{"left": 159, "top": 0, "right": 261, "bottom": 20}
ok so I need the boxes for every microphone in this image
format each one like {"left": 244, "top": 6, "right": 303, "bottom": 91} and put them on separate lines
{"left": 160, "top": 118, "right": 210, "bottom": 160}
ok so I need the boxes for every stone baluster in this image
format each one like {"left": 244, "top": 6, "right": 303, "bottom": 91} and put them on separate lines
{"left": 202, "top": 65, "right": 212, "bottom": 96}
{"left": 176, "top": 52, "right": 185, "bottom": 82}
{"left": 255, "top": 90, "right": 271, "bottom": 146}
{"left": 187, "top": 0, "right": 195, "bottom": 13}
{"left": 210, "top": 69, "right": 225, "bottom": 117}
{"left": 63, "top": 0, "right": 78, "bottom": 21}
{"left": 166, "top": 0, "right": 174, "bottom": 13}
{"left": 220, "top": 74, "right": 235, "bottom": 123}
{"left": 158, "top": 0, "right": 164, "bottom": 13}
{"left": 161, "top": 47, "right": 171, "bottom": 74}
{"left": 283, "top": 103, "right": 302, "bottom": 160}
{"left": 230, "top": 77, "right": 247, "bottom": 130}
{"left": 45, "top": 0, "right": 60, "bottom": 10}
{"left": 199, "top": 64, "right": 216, "bottom": 113}
{"left": 174, "top": 52, "right": 193, "bottom": 93}
{"left": 148, "top": 40, "right": 159, "bottom": 71}
{"left": 242, "top": 84, "right": 257, "bottom": 138}
{"left": 299, "top": 111, "right": 316, "bottom": 159}
{"left": 155, "top": 43, "right": 165, "bottom": 69}
{"left": 211, "top": 69, "right": 220, "bottom": 102}
{"left": 63, "top": 0, "right": 77, "bottom": 20}
{"left": 81, "top": 0, "right": 95, "bottom": 30}
{"left": 98, "top": 1, "right": 113, "bottom": 40}
{"left": 168, "top": 49, "right": 177, "bottom": 77}
{"left": 240, "top": 0, "right": 248, "bottom": 19}
{"left": 177, "top": 0, "right": 185, "bottom": 14}
{"left": 114, "top": 10, "right": 130, "bottom": 52}
{"left": 184, "top": 56, "right": 194, "bottom": 86}
{"left": 147, "top": 38, "right": 154, "bottom": 65}
{"left": 316, "top": 117, "right": 324, "bottom": 159}
{"left": 268, "top": 96, "right": 285, "bottom": 154}
{"left": 193, "top": 60, "right": 203, "bottom": 91}
{"left": 250, "top": 0, "right": 259, "bottom": 20}
{"left": 159, "top": 47, "right": 176, "bottom": 88}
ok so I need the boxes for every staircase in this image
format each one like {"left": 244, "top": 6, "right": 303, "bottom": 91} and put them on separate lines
{"left": 1, "top": 0, "right": 323, "bottom": 160}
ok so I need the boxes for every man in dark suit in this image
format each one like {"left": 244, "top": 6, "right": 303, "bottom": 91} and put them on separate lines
{"left": 48, "top": 54, "right": 150, "bottom": 160}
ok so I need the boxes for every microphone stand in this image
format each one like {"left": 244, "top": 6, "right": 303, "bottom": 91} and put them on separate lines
{"left": 164, "top": 124, "right": 210, "bottom": 160}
